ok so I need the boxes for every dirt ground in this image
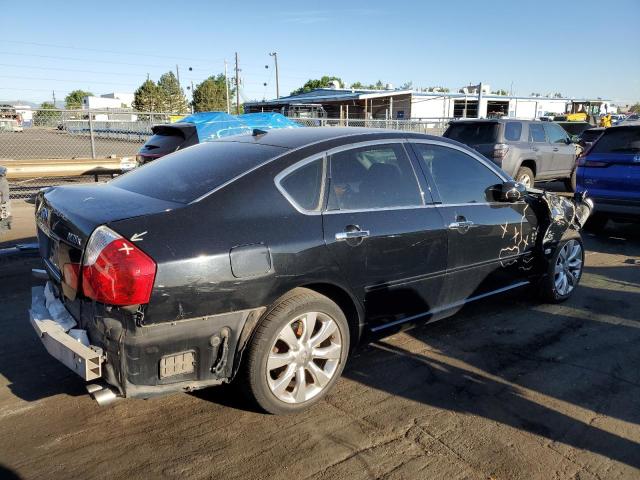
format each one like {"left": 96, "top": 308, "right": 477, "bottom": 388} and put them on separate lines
{"left": 0, "top": 215, "right": 638, "bottom": 479}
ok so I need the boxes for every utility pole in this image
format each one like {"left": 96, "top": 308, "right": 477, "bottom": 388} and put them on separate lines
{"left": 269, "top": 52, "right": 280, "bottom": 99}
{"left": 224, "top": 60, "right": 231, "bottom": 114}
{"left": 477, "top": 82, "right": 483, "bottom": 118}
{"left": 52, "top": 90, "right": 56, "bottom": 107}
{"left": 176, "top": 64, "right": 180, "bottom": 86}
{"left": 234, "top": 52, "right": 240, "bottom": 114}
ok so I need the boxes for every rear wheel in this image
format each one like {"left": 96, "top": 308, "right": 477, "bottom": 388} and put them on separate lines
{"left": 242, "top": 288, "right": 349, "bottom": 414}
{"left": 540, "top": 238, "right": 584, "bottom": 302}
{"left": 515, "top": 166, "right": 534, "bottom": 188}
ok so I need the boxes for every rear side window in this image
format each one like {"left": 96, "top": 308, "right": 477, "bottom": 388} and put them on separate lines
{"left": 529, "top": 123, "right": 546, "bottom": 142}
{"left": 444, "top": 123, "right": 499, "bottom": 144}
{"left": 591, "top": 128, "right": 640, "bottom": 154}
{"left": 543, "top": 123, "right": 569, "bottom": 144}
{"left": 279, "top": 158, "right": 326, "bottom": 211}
{"left": 504, "top": 122, "right": 523, "bottom": 141}
{"left": 327, "top": 143, "right": 422, "bottom": 210}
{"left": 413, "top": 144, "right": 502, "bottom": 204}
{"left": 111, "top": 141, "right": 287, "bottom": 203}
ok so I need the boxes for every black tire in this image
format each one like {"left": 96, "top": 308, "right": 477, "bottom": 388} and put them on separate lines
{"left": 564, "top": 169, "right": 576, "bottom": 192}
{"left": 539, "top": 237, "right": 584, "bottom": 303}
{"left": 585, "top": 213, "right": 608, "bottom": 232}
{"left": 242, "top": 288, "right": 350, "bottom": 415}
{"left": 515, "top": 166, "right": 535, "bottom": 188}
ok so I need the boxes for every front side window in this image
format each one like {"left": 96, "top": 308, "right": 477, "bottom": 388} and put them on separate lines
{"left": 279, "top": 158, "right": 325, "bottom": 211}
{"left": 591, "top": 127, "right": 640, "bottom": 154}
{"left": 504, "top": 122, "right": 523, "bottom": 141}
{"left": 413, "top": 144, "right": 502, "bottom": 204}
{"left": 543, "top": 123, "right": 569, "bottom": 144}
{"left": 529, "top": 123, "right": 546, "bottom": 143}
{"left": 327, "top": 143, "right": 422, "bottom": 210}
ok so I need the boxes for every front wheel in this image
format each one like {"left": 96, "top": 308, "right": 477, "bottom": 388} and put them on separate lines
{"left": 540, "top": 238, "right": 584, "bottom": 303}
{"left": 242, "top": 288, "right": 350, "bottom": 414}
{"left": 515, "top": 166, "right": 535, "bottom": 188}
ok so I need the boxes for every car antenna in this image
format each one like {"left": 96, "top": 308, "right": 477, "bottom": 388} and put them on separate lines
{"left": 252, "top": 128, "right": 268, "bottom": 137}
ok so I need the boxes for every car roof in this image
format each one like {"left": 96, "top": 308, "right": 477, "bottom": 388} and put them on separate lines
{"left": 215, "top": 126, "right": 455, "bottom": 149}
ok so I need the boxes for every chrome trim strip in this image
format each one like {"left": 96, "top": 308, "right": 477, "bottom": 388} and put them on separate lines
{"left": 370, "top": 280, "right": 530, "bottom": 332}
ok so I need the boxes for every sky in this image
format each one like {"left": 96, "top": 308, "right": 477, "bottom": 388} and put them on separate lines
{"left": 1, "top": 0, "right": 639, "bottom": 106}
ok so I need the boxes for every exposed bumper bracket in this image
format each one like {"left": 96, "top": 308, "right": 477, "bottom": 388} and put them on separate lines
{"left": 29, "top": 284, "right": 104, "bottom": 381}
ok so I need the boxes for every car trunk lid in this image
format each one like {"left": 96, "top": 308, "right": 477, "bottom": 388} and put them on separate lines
{"left": 36, "top": 183, "right": 181, "bottom": 300}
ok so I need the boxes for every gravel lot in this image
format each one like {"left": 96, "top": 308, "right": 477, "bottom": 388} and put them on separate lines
{"left": 0, "top": 211, "right": 638, "bottom": 479}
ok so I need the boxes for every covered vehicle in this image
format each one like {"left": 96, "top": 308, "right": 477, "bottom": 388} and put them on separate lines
{"left": 30, "top": 128, "right": 592, "bottom": 414}
{"left": 136, "top": 112, "right": 299, "bottom": 164}
{"left": 576, "top": 124, "right": 640, "bottom": 227}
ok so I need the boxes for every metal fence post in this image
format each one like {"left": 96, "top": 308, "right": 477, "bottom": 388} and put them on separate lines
{"left": 88, "top": 111, "right": 96, "bottom": 159}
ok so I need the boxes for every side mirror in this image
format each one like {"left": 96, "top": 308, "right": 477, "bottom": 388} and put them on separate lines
{"left": 570, "top": 135, "right": 580, "bottom": 144}
{"left": 500, "top": 181, "right": 526, "bottom": 202}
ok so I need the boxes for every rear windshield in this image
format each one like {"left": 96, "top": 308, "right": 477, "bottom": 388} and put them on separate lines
{"left": 111, "top": 141, "right": 287, "bottom": 203}
{"left": 581, "top": 129, "right": 603, "bottom": 142}
{"left": 141, "top": 132, "right": 184, "bottom": 152}
{"left": 591, "top": 128, "right": 640, "bottom": 154}
{"left": 445, "top": 123, "right": 498, "bottom": 144}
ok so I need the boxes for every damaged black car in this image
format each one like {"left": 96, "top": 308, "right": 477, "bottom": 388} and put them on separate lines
{"left": 29, "top": 128, "right": 593, "bottom": 414}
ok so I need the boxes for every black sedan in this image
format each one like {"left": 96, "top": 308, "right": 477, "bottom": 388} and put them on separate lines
{"left": 30, "top": 128, "right": 592, "bottom": 414}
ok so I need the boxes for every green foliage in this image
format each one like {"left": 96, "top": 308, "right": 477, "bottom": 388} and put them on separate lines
{"left": 423, "top": 86, "right": 450, "bottom": 93}
{"left": 628, "top": 103, "right": 640, "bottom": 113}
{"left": 65, "top": 90, "right": 92, "bottom": 109}
{"left": 33, "top": 102, "right": 61, "bottom": 126}
{"left": 553, "top": 92, "right": 563, "bottom": 98}
{"left": 133, "top": 80, "right": 164, "bottom": 112}
{"left": 492, "top": 89, "right": 508, "bottom": 96}
{"left": 157, "top": 71, "right": 188, "bottom": 113}
{"left": 291, "top": 76, "right": 343, "bottom": 95}
{"left": 192, "top": 74, "right": 233, "bottom": 113}
{"left": 399, "top": 81, "right": 413, "bottom": 90}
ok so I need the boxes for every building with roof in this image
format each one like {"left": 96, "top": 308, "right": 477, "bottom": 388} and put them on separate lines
{"left": 244, "top": 86, "right": 612, "bottom": 121}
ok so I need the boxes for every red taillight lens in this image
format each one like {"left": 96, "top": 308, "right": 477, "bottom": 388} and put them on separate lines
{"left": 82, "top": 226, "right": 156, "bottom": 305}
{"left": 63, "top": 262, "right": 81, "bottom": 290}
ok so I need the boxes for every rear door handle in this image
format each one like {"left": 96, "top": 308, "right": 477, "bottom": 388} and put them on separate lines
{"left": 448, "top": 220, "right": 475, "bottom": 233}
{"left": 335, "top": 230, "right": 370, "bottom": 241}
{"left": 553, "top": 147, "right": 559, "bottom": 152}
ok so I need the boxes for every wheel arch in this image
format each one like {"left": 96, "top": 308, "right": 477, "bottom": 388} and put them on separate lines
{"left": 519, "top": 159, "right": 537, "bottom": 176}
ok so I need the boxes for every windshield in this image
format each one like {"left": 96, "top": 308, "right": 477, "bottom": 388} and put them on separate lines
{"left": 591, "top": 127, "right": 640, "bottom": 154}
{"left": 112, "top": 141, "right": 287, "bottom": 203}
{"left": 445, "top": 122, "right": 499, "bottom": 144}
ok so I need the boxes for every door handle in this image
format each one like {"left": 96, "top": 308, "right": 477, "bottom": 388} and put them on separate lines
{"left": 448, "top": 218, "right": 476, "bottom": 234}
{"left": 335, "top": 229, "right": 370, "bottom": 241}
{"left": 553, "top": 147, "right": 559, "bottom": 152}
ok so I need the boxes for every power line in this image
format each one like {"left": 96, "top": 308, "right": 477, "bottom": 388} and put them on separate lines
{"left": 0, "top": 39, "right": 226, "bottom": 64}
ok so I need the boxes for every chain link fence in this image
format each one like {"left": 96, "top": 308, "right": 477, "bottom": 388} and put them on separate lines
{"left": 1, "top": 107, "right": 451, "bottom": 200}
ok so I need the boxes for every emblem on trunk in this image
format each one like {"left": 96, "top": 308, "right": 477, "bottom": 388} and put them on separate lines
{"left": 67, "top": 232, "right": 82, "bottom": 247}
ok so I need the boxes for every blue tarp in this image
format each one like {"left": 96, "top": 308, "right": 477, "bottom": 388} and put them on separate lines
{"left": 177, "top": 111, "right": 299, "bottom": 142}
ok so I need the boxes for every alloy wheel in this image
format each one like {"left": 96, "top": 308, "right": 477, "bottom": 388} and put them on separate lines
{"left": 266, "top": 312, "right": 342, "bottom": 404}
{"left": 554, "top": 240, "right": 583, "bottom": 296}
{"left": 518, "top": 174, "right": 532, "bottom": 188}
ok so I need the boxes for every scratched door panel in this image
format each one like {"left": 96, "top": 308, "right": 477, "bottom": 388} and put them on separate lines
{"left": 438, "top": 202, "right": 537, "bottom": 306}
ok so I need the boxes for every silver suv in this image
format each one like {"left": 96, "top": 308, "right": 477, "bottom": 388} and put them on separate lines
{"left": 444, "top": 119, "right": 578, "bottom": 190}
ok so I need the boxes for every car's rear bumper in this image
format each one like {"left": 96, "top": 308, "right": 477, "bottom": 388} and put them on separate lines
{"left": 29, "top": 283, "right": 104, "bottom": 381}
{"left": 592, "top": 197, "right": 640, "bottom": 219}
{"left": 29, "top": 281, "right": 266, "bottom": 399}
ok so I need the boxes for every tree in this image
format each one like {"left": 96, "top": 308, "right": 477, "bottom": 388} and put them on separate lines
{"left": 133, "top": 79, "right": 164, "bottom": 112}
{"left": 33, "top": 102, "right": 60, "bottom": 126}
{"left": 157, "top": 71, "right": 188, "bottom": 113}
{"left": 424, "top": 86, "right": 450, "bottom": 93}
{"left": 65, "top": 89, "right": 92, "bottom": 109}
{"left": 492, "top": 89, "right": 508, "bottom": 96}
{"left": 350, "top": 81, "right": 365, "bottom": 89}
{"left": 290, "top": 76, "right": 343, "bottom": 95}
{"left": 374, "top": 80, "right": 384, "bottom": 90}
{"left": 553, "top": 92, "right": 563, "bottom": 98}
{"left": 399, "top": 81, "right": 413, "bottom": 90}
{"left": 192, "top": 74, "right": 233, "bottom": 112}
{"left": 629, "top": 103, "right": 640, "bottom": 113}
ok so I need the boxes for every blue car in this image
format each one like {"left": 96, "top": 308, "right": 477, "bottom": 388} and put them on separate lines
{"left": 576, "top": 124, "right": 640, "bottom": 228}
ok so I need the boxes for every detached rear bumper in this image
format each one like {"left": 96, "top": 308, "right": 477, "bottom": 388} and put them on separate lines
{"left": 29, "top": 283, "right": 104, "bottom": 381}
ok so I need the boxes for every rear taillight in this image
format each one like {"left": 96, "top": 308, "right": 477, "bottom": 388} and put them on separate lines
{"left": 493, "top": 143, "right": 509, "bottom": 160}
{"left": 82, "top": 226, "right": 156, "bottom": 305}
{"left": 577, "top": 156, "right": 609, "bottom": 168}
